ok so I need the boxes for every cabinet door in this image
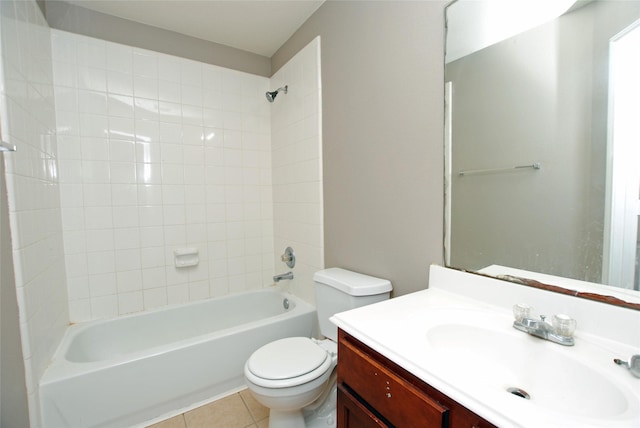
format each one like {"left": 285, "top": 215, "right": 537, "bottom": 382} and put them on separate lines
{"left": 337, "top": 385, "right": 390, "bottom": 428}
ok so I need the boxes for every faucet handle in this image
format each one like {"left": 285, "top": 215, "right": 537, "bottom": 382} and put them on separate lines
{"left": 551, "top": 314, "right": 576, "bottom": 337}
{"left": 513, "top": 303, "right": 533, "bottom": 322}
{"left": 540, "top": 314, "right": 546, "bottom": 322}
{"left": 280, "top": 246, "right": 295, "bottom": 268}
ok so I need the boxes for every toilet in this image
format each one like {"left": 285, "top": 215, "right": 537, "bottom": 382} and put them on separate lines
{"left": 244, "top": 268, "right": 392, "bottom": 428}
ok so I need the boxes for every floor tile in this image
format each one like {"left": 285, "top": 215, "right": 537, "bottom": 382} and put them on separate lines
{"left": 184, "top": 393, "right": 255, "bottom": 428}
{"left": 147, "top": 414, "right": 186, "bottom": 428}
{"left": 239, "top": 389, "right": 269, "bottom": 422}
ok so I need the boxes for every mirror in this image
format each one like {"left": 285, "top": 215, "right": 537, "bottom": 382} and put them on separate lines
{"left": 444, "top": 0, "right": 640, "bottom": 306}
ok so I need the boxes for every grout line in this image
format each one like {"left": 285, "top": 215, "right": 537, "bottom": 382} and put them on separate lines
{"left": 238, "top": 391, "right": 257, "bottom": 423}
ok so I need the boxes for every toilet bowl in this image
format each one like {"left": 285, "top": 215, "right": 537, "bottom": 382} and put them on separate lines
{"left": 244, "top": 337, "right": 337, "bottom": 428}
{"left": 244, "top": 268, "right": 392, "bottom": 428}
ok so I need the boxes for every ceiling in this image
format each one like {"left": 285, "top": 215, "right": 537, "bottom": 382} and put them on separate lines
{"left": 63, "top": 0, "right": 325, "bottom": 57}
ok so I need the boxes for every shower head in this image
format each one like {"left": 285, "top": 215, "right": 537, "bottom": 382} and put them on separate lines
{"left": 266, "top": 85, "right": 288, "bottom": 103}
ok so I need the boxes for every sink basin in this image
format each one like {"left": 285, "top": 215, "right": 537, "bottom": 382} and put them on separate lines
{"left": 426, "top": 322, "right": 634, "bottom": 420}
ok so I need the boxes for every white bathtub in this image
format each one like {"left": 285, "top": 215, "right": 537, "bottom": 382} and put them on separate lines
{"left": 39, "top": 289, "right": 315, "bottom": 428}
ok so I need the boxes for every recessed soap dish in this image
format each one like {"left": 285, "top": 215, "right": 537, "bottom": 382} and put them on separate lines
{"left": 174, "top": 248, "right": 199, "bottom": 268}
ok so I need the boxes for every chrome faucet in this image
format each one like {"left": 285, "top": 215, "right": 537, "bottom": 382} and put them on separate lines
{"left": 512, "top": 305, "right": 576, "bottom": 346}
{"left": 273, "top": 271, "right": 294, "bottom": 282}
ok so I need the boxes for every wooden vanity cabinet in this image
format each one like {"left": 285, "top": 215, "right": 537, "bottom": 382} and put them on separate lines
{"left": 337, "top": 329, "right": 497, "bottom": 428}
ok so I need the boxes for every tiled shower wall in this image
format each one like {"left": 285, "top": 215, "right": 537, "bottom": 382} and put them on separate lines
{"left": 51, "top": 30, "right": 275, "bottom": 322}
{"left": 271, "top": 38, "right": 323, "bottom": 305}
{"left": 0, "top": 0, "right": 68, "bottom": 423}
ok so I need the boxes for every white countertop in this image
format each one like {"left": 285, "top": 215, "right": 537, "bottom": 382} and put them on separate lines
{"left": 330, "top": 266, "right": 640, "bottom": 428}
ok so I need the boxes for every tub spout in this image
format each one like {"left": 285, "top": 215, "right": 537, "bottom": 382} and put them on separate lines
{"left": 274, "top": 271, "right": 294, "bottom": 282}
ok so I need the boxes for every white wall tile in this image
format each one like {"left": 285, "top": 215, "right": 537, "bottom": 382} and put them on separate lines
{"left": 111, "top": 183, "right": 138, "bottom": 206}
{"left": 69, "top": 299, "right": 91, "bottom": 322}
{"left": 109, "top": 116, "right": 135, "bottom": 140}
{"left": 83, "top": 183, "right": 111, "bottom": 206}
{"left": 117, "top": 270, "right": 142, "bottom": 293}
{"left": 54, "top": 86, "right": 78, "bottom": 112}
{"left": 115, "top": 248, "right": 141, "bottom": 272}
{"left": 110, "top": 162, "right": 136, "bottom": 183}
{"left": 159, "top": 101, "right": 181, "bottom": 123}
{"left": 133, "top": 76, "right": 158, "bottom": 99}
{"left": 79, "top": 113, "right": 108, "bottom": 138}
{"left": 112, "top": 206, "right": 139, "bottom": 228}
{"left": 87, "top": 250, "right": 115, "bottom": 275}
{"left": 85, "top": 229, "right": 114, "bottom": 252}
{"left": 78, "top": 66, "right": 106, "bottom": 92}
{"left": 65, "top": 253, "right": 88, "bottom": 278}
{"left": 180, "top": 61, "right": 202, "bottom": 86}
{"left": 67, "top": 276, "right": 90, "bottom": 300}
{"left": 136, "top": 141, "right": 161, "bottom": 163}
{"left": 81, "top": 137, "right": 109, "bottom": 161}
{"left": 118, "top": 291, "right": 143, "bottom": 315}
{"left": 51, "top": 30, "right": 279, "bottom": 323}
{"left": 270, "top": 37, "right": 323, "bottom": 305}
{"left": 108, "top": 93, "right": 134, "bottom": 117}
{"left": 77, "top": 39, "right": 106, "bottom": 69}
{"left": 133, "top": 51, "right": 158, "bottom": 78}
{"left": 106, "top": 43, "right": 132, "bottom": 73}
{"left": 78, "top": 89, "right": 108, "bottom": 115}
{"left": 159, "top": 122, "right": 182, "bottom": 143}
{"left": 1, "top": 6, "right": 71, "bottom": 420}
{"left": 181, "top": 84, "right": 202, "bottom": 106}
{"left": 91, "top": 295, "right": 117, "bottom": 318}
{"left": 135, "top": 98, "right": 159, "bottom": 121}
{"left": 138, "top": 206, "right": 163, "bottom": 227}
{"left": 89, "top": 273, "right": 117, "bottom": 297}
{"left": 114, "top": 227, "right": 140, "bottom": 249}
{"left": 82, "top": 160, "right": 110, "bottom": 183}
{"left": 158, "top": 55, "right": 181, "bottom": 82}
{"left": 142, "top": 266, "right": 166, "bottom": 289}
{"left": 136, "top": 163, "right": 162, "bottom": 184}
{"left": 143, "top": 287, "right": 167, "bottom": 310}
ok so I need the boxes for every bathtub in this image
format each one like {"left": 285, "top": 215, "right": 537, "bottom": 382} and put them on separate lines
{"left": 39, "top": 288, "right": 315, "bottom": 428}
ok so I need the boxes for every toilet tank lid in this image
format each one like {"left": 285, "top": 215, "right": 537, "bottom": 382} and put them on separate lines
{"left": 313, "top": 268, "right": 392, "bottom": 296}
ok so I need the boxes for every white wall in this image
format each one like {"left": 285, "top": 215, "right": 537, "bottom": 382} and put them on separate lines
{"left": 271, "top": 37, "right": 323, "bottom": 305}
{"left": 51, "top": 30, "right": 276, "bottom": 322}
{"left": 0, "top": 0, "right": 68, "bottom": 425}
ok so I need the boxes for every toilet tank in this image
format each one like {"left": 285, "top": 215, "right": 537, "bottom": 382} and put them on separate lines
{"left": 313, "top": 268, "right": 392, "bottom": 341}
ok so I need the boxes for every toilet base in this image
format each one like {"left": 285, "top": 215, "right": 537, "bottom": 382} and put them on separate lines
{"left": 267, "top": 383, "right": 337, "bottom": 428}
{"left": 268, "top": 409, "right": 305, "bottom": 428}
{"left": 305, "top": 407, "right": 336, "bottom": 428}
{"left": 267, "top": 401, "right": 336, "bottom": 428}
{"left": 303, "top": 383, "right": 336, "bottom": 428}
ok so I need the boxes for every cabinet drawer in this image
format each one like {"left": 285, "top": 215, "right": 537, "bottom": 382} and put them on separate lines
{"left": 339, "top": 336, "right": 449, "bottom": 427}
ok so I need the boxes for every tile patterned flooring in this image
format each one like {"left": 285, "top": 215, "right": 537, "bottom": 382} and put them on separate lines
{"left": 147, "top": 389, "right": 269, "bottom": 428}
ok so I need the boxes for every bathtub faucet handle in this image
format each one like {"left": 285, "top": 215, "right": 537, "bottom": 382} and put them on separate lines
{"left": 280, "top": 247, "right": 296, "bottom": 268}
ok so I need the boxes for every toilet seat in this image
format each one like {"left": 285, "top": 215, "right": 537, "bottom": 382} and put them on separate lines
{"left": 246, "top": 337, "right": 333, "bottom": 389}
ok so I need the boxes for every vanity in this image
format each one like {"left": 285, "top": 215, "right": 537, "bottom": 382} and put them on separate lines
{"left": 337, "top": 329, "right": 495, "bottom": 427}
{"left": 331, "top": 265, "right": 640, "bottom": 428}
